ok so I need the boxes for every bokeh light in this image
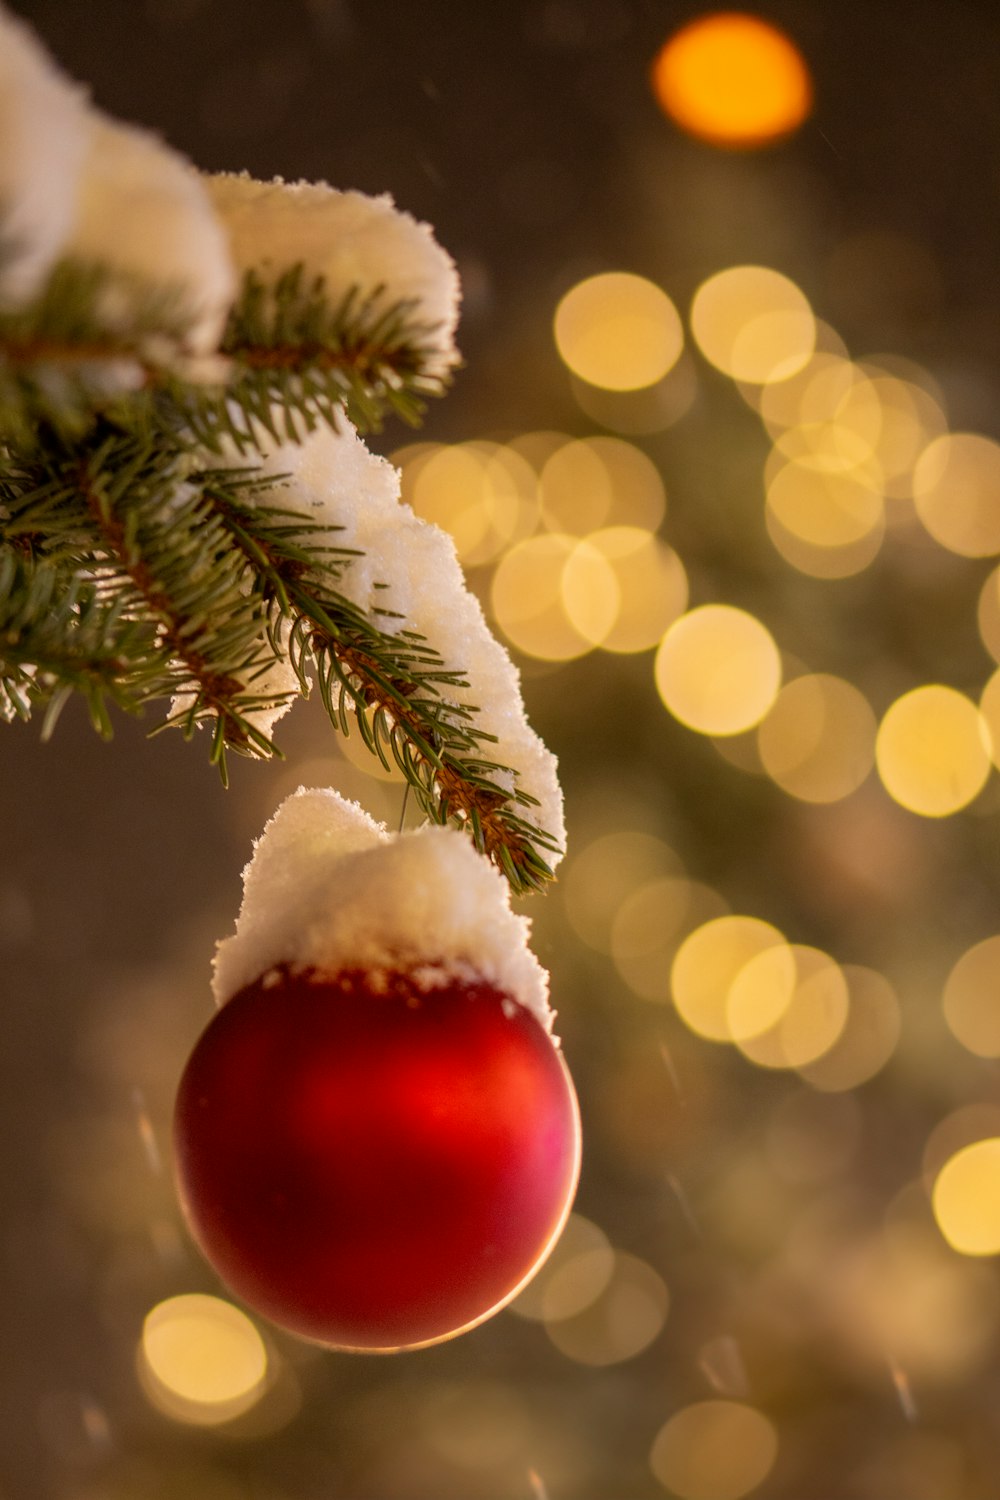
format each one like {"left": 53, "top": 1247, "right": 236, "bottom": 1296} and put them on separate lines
{"left": 798, "top": 966, "right": 901, "bottom": 1090}
{"left": 612, "top": 876, "right": 727, "bottom": 1001}
{"left": 875, "top": 685, "right": 992, "bottom": 817}
{"left": 139, "top": 1295, "right": 268, "bottom": 1426}
{"left": 554, "top": 273, "right": 684, "bottom": 391}
{"left": 544, "top": 1252, "right": 669, "bottom": 1366}
{"left": 538, "top": 436, "right": 667, "bottom": 535}
{"left": 578, "top": 528, "right": 689, "bottom": 653}
{"left": 508, "top": 1213, "right": 614, "bottom": 1323}
{"left": 403, "top": 440, "right": 537, "bottom": 567}
{"left": 671, "top": 915, "right": 786, "bottom": 1041}
{"left": 932, "top": 1140, "right": 1000, "bottom": 1256}
{"left": 913, "top": 433, "right": 1000, "bottom": 556}
{"left": 757, "top": 673, "right": 876, "bottom": 802}
{"left": 563, "top": 830, "right": 682, "bottom": 953}
{"left": 651, "top": 12, "right": 812, "bottom": 148}
{"left": 491, "top": 533, "right": 592, "bottom": 660}
{"left": 649, "top": 1399, "right": 778, "bottom": 1500}
{"left": 978, "top": 669, "right": 1000, "bottom": 770}
{"left": 655, "top": 605, "right": 781, "bottom": 735}
{"left": 765, "top": 462, "right": 883, "bottom": 549}
{"left": 843, "top": 1222, "right": 1000, "bottom": 1383}
{"left": 690, "top": 266, "right": 815, "bottom": 384}
{"left": 978, "top": 564, "right": 1000, "bottom": 662}
{"left": 559, "top": 538, "right": 620, "bottom": 646}
{"left": 942, "top": 937, "right": 1000, "bottom": 1057}
{"left": 732, "top": 944, "right": 850, "bottom": 1069}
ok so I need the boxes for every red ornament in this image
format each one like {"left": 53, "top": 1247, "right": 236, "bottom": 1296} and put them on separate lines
{"left": 173, "top": 966, "right": 580, "bottom": 1351}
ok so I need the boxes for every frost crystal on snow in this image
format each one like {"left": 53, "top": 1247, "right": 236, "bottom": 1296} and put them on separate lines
{"left": 212, "top": 786, "right": 553, "bottom": 1029}
{"left": 0, "top": 4, "right": 90, "bottom": 305}
{"left": 240, "top": 414, "right": 566, "bottom": 861}
{"left": 205, "top": 173, "right": 461, "bottom": 376}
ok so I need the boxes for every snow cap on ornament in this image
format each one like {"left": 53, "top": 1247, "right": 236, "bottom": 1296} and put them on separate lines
{"left": 212, "top": 786, "right": 553, "bottom": 1030}
{"left": 204, "top": 172, "right": 461, "bottom": 378}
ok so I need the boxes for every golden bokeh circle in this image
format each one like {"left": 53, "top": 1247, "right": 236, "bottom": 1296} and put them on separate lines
{"left": 875, "top": 685, "right": 992, "bottom": 817}
{"left": 651, "top": 13, "right": 812, "bottom": 148}
{"left": 655, "top": 605, "right": 781, "bottom": 735}
{"left": 554, "top": 272, "right": 684, "bottom": 391}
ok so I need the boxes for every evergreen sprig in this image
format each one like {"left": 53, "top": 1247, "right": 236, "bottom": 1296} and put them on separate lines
{"left": 0, "top": 260, "right": 452, "bottom": 453}
{"left": 0, "top": 267, "right": 557, "bottom": 892}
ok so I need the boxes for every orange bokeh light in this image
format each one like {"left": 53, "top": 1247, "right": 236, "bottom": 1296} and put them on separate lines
{"left": 651, "top": 11, "right": 813, "bottom": 149}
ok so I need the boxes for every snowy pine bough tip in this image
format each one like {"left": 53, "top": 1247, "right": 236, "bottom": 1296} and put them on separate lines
{"left": 0, "top": 4, "right": 564, "bottom": 891}
{"left": 213, "top": 787, "right": 554, "bottom": 1030}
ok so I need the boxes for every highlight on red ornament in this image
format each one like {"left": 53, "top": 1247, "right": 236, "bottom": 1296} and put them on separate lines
{"left": 172, "top": 788, "right": 579, "bottom": 1352}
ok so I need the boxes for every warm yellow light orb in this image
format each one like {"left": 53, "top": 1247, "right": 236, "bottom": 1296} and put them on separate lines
{"left": 766, "top": 462, "right": 883, "bottom": 549}
{"left": 734, "top": 944, "right": 850, "bottom": 1070}
{"left": 140, "top": 1294, "right": 268, "bottom": 1425}
{"left": 652, "top": 11, "right": 812, "bottom": 149}
{"left": 933, "top": 1139, "right": 1000, "bottom": 1256}
{"left": 690, "top": 266, "right": 815, "bottom": 385}
{"left": 554, "top": 273, "right": 684, "bottom": 391}
{"left": 875, "top": 685, "right": 992, "bottom": 817}
{"left": 650, "top": 1399, "right": 779, "bottom": 1500}
{"left": 914, "top": 433, "right": 1000, "bottom": 557}
{"left": 582, "top": 527, "right": 689, "bottom": 654}
{"left": 655, "top": 604, "right": 781, "bottom": 735}
{"left": 798, "top": 965, "right": 901, "bottom": 1091}
{"left": 491, "top": 533, "right": 593, "bottom": 661}
{"left": 942, "top": 937, "right": 1000, "bottom": 1058}
{"left": 671, "top": 914, "right": 786, "bottom": 1041}
{"left": 545, "top": 1253, "right": 669, "bottom": 1366}
{"left": 757, "top": 673, "right": 876, "bottom": 803}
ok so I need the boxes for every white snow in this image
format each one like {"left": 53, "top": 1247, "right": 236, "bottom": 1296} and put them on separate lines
{"left": 204, "top": 173, "right": 460, "bottom": 377}
{"left": 238, "top": 415, "right": 566, "bottom": 864}
{"left": 67, "top": 114, "right": 235, "bottom": 355}
{"left": 0, "top": 4, "right": 90, "bottom": 306}
{"left": 212, "top": 786, "right": 553, "bottom": 1029}
{"left": 0, "top": 6, "right": 235, "bottom": 353}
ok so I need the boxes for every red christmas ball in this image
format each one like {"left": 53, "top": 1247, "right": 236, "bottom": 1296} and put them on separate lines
{"left": 173, "top": 966, "right": 580, "bottom": 1351}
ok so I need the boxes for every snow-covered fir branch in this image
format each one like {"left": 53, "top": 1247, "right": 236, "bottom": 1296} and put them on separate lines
{"left": 0, "top": 2, "right": 564, "bottom": 890}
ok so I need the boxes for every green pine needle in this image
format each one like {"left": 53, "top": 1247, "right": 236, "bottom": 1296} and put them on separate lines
{"left": 0, "top": 262, "right": 555, "bottom": 894}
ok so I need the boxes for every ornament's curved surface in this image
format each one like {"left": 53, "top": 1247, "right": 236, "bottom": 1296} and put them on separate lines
{"left": 174, "top": 967, "right": 581, "bottom": 1351}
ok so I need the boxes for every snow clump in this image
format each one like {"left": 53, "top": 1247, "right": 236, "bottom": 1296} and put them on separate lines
{"left": 212, "top": 786, "right": 553, "bottom": 1030}
{"left": 235, "top": 413, "right": 566, "bottom": 863}
{"left": 205, "top": 173, "right": 461, "bottom": 378}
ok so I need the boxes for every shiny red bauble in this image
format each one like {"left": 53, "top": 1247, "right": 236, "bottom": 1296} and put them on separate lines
{"left": 173, "top": 967, "right": 580, "bottom": 1351}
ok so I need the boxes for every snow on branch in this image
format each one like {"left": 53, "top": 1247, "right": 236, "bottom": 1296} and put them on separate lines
{"left": 0, "top": 2, "right": 564, "bottom": 891}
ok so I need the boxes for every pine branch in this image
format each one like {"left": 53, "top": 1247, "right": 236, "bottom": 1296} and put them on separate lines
{"left": 0, "top": 548, "right": 160, "bottom": 736}
{"left": 0, "top": 250, "right": 559, "bottom": 890}
{"left": 203, "top": 476, "right": 559, "bottom": 892}
{"left": 0, "top": 261, "right": 455, "bottom": 455}
{"left": 1, "top": 431, "right": 295, "bottom": 780}
{"left": 166, "top": 267, "right": 454, "bottom": 453}
{"left": 1, "top": 438, "right": 557, "bottom": 888}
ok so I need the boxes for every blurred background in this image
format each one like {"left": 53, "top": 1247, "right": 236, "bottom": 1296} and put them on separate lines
{"left": 6, "top": 1, "right": 1000, "bottom": 1496}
